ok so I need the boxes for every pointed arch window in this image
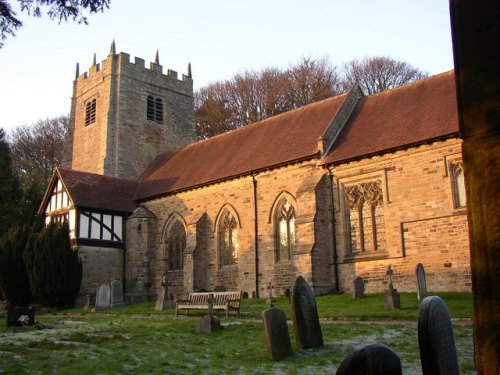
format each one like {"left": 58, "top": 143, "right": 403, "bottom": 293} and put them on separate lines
{"left": 344, "top": 180, "right": 385, "bottom": 254}
{"left": 218, "top": 210, "right": 238, "bottom": 266}
{"left": 275, "top": 198, "right": 296, "bottom": 262}
{"left": 450, "top": 161, "right": 466, "bottom": 208}
{"left": 166, "top": 220, "right": 186, "bottom": 271}
{"left": 147, "top": 95, "right": 164, "bottom": 123}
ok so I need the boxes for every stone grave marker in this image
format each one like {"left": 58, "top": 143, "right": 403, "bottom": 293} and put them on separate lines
{"left": 95, "top": 282, "right": 111, "bottom": 309}
{"left": 384, "top": 265, "right": 400, "bottom": 309}
{"left": 353, "top": 276, "right": 365, "bottom": 298}
{"left": 266, "top": 282, "right": 276, "bottom": 307}
{"left": 336, "top": 343, "right": 402, "bottom": 375}
{"left": 196, "top": 293, "right": 222, "bottom": 333}
{"left": 262, "top": 306, "right": 293, "bottom": 360}
{"left": 291, "top": 275, "right": 323, "bottom": 349}
{"left": 155, "top": 273, "right": 174, "bottom": 310}
{"left": 110, "top": 279, "right": 125, "bottom": 308}
{"left": 418, "top": 296, "right": 459, "bottom": 375}
{"left": 416, "top": 263, "right": 428, "bottom": 301}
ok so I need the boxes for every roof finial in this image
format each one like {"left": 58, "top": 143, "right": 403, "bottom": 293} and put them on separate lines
{"left": 110, "top": 39, "right": 116, "bottom": 55}
{"left": 92, "top": 53, "right": 97, "bottom": 66}
{"left": 155, "top": 50, "right": 160, "bottom": 64}
{"left": 75, "top": 62, "right": 80, "bottom": 78}
{"left": 188, "top": 62, "right": 192, "bottom": 79}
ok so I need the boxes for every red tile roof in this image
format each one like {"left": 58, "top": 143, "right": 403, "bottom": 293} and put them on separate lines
{"left": 57, "top": 168, "right": 138, "bottom": 213}
{"left": 137, "top": 94, "right": 347, "bottom": 199}
{"left": 43, "top": 71, "right": 459, "bottom": 210}
{"left": 323, "top": 71, "right": 459, "bottom": 164}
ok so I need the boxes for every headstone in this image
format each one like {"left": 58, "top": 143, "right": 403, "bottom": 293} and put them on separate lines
{"left": 353, "top": 276, "right": 365, "bottom": 298}
{"left": 262, "top": 307, "right": 293, "bottom": 360}
{"left": 83, "top": 294, "right": 92, "bottom": 311}
{"left": 6, "top": 306, "right": 35, "bottom": 327}
{"left": 266, "top": 282, "right": 276, "bottom": 306}
{"left": 214, "top": 285, "right": 227, "bottom": 292}
{"left": 291, "top": 275, "right": 323, "bottom": 349}
{"left": 196, "top": 295, "right": 222, "bottom": 333}
{"left": 155, "top": 274, "right": 174, "bottom": 310}
{"left": 110, "top": 280, "right": 125, "bottom": 308}
{"left": 418, "top": 296, "right": 459, "bottom": 375}
{"left": 336, "top": 343, "right": 402, "bottom": 375}
{"left": 196, "top": 315, "right": 223, "bottom": 333}
{"left": 384, "top": 266, "right": 400, "bottom": 309}
{"left": 95, "top": 282, "right": 111, "bottom": 309}
{"left": 416, "top": 263, "right": 428, "bottom": 301}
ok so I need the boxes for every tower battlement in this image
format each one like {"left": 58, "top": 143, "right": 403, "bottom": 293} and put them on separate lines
{"left": 77, "top": 51, "right": 193, "bottom": 95}
{"left": 68, "top": 42, "right": 196, "bottom": 180}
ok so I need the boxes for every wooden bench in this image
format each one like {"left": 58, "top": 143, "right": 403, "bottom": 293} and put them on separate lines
{"left": 175, "top": 291, "right": 242, "bottom": 318}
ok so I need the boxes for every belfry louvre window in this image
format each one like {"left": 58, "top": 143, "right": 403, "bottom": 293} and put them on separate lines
{"left": 85, "top": 99, "right": 96, "bottom": 126}
{"left": 147, "top": 95, "right": 164, "bottom": 123}
{"left": 344, "top": 180, "right": 386, "bottom": 254}
{"left": 275, "top": 199, "right": 296, "bottom": 262}
{"left": 218, "top": 210, "right": 238, "bottom": 266}
{"left": 166, "top": 220, "right": 186, "bottom": 271}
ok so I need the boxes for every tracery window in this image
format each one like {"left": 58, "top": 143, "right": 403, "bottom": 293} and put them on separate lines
{"left": 218, "top": 210, "right": 238, "bottom": 266}
{"left": 450, "top": 161, "right": 466, "bottom": 208}
{"left": 275, "top": 198, "right": 296, "bottom": 262}
{"left": 85, "top": 98, "right": 96, "bottom": 126}
{"left": 147, "top": 95, "right": 164, "bottom": 123}
{"left": 166, "top": 220, "right": 186, "bottom": 271}
{"left": 344, "top": 180, "right": 385, "bottom": 254}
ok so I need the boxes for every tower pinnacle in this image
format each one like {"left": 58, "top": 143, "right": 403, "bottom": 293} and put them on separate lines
{"left": 110, "top": 39, "right": 116, "bottom": 55}
{"left": 155, "top": 50, "right": 160, "bottom": 65}
{"left": 92, "top": 53, "right": 97, "bottom": 66}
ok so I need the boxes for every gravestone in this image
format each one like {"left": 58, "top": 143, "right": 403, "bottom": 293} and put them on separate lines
{"left": 266, "top": 282, "right": 276, "bottom": 306}
{"left": 353, "top": 276, "right": 365, "bottom": 298}
{"left": 95, "top": 282, "right": 111, "bottom": 309}
{"left": 418, "top": 296, "right": 459, "bottom": 375}
{"left": 6, "top": 306, "right": 35, "bottom": 327}
{"left": 416, "top": 263, "right": 428, "bottom": 301}
{"left": 83, "top": 294, "right": 92, "bottom": 311}
{"left": 291, "top": 275, "right": 323, "bottom": 349}
{"left": 262, "top": 307, "right": 293, "bottom": 360}
{"left": 336, "top": 343, "right": 402, "bottom": 375}
{"left": 155, "top": 274, "right": 174, "bottom": 310}
{"left": 196, "top": 293, "right": 222, "bottom": 333}
{"left": 384, "top": 266, "right": 401, "bottom": 309}
{"left": 110, "top": 280, "right": 125, "bottom": 308}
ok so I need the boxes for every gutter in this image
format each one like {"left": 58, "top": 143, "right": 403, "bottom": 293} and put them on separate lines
{"left": 252, "top": 174, "right": 260, "bottom": 298}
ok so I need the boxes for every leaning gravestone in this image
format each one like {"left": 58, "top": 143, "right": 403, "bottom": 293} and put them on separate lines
{"left": 196, "top": 293, "right": 223, "bottom": 333}
{"left": 336, "top": 343, "right": 402, "bottom": 375}
{"left": 95, "top": 282, "right": 111, "bottom": 309}
{"left": 110, "top": 280, "right": 125, "bottom": 308}
{"left": 418, "top": 296, "right": 459, "bottom": 375}
{"left": 416, "top": 263, "right": 428, "bottom": 301}
{"left": 384, "top": 266, "right": 401, "bottom": 309}
{"left": 353, "top": 276, "right": 365, "bottom": 298}
{"left": 291, "top": 276, "right": 323, "bottom": 349}
{"left": 262, "top": 306, "right": 293, "bottom": 360}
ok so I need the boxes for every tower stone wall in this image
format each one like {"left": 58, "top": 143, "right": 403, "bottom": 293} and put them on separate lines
{"left": 68, "top": 47, "right": 195, "bottom": 180}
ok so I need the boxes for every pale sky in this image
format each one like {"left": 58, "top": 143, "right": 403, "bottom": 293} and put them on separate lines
{"left": 0, "top": 0, "right": 454, "bottom": 133}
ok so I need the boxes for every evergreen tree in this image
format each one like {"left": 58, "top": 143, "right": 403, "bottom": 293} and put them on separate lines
{"left": 0, "top": 128, "right": 21, "bottom": 237}
{"left": 0, "top": 225, "right": 32, "bottom": 307}
{"left": 24, "top": 222, "right": 82, "bottom": 307}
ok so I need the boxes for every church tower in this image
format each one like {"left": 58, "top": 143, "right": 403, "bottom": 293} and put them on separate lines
{"left": 65, "top": 41, "right": 195, "bottom": 180}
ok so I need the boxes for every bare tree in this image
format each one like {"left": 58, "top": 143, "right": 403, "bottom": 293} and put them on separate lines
{"left": 341, "top": 56, "right": 428, "bottom": 95}
{"left": 9, "top": 115, "right": 69, "bottom": 219}
{"left": 194, "top": 57, "right": 341, "bottom": 139}
{"left": 0, "top": 0, "right": 110, "bottom": 48}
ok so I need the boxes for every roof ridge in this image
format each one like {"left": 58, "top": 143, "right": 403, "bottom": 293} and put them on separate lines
{"left": 186, "top": 92, "right": 348, "bottom": 148}
{"left": 58, "top": 167, "right": 137, "bottom": 183}
{"left": 367, "top": 70, "right": 454, "bottom": 99}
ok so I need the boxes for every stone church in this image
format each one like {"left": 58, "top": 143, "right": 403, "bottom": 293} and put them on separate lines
{"left": 39, "top": 44, "right": 471, "bottom": 305}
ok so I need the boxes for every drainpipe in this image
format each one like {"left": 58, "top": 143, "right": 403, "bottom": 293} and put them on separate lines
{"left": 252, "top": 174, "right": 260, "bottom": 298}
{"left": 326, "top": 167, "right": 340, "bottom": 293}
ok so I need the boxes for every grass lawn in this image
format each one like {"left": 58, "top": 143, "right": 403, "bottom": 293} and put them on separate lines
{"left": 0, "top": 292, "right": 474, "bottom": 374}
